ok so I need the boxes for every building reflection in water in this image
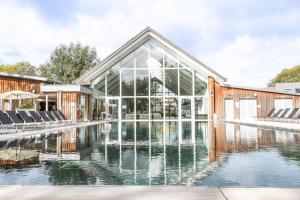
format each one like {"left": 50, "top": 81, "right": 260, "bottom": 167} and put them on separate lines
{"left": 210, "top": 122, "right": 300, "bottom": 161}
{"left": 1, "top": 121, "right": 299, "bottom": 185}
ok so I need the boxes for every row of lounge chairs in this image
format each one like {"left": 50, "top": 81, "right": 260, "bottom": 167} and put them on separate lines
{"left": 263, "top": 108, "right": 300, "bottom": 121}
{"left": 0, "top": 110, "right": 71, "bottom": 131}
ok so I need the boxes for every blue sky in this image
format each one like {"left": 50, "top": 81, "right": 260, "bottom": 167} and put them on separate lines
{"left": 1, "top": 0, "right": 300, "bottom": 87}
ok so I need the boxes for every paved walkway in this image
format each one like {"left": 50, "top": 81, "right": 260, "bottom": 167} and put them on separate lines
{"left": 0, "top": 186, "right": 299, "bottom": 200}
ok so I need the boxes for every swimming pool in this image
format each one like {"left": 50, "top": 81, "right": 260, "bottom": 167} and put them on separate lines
{"left": 0, "top": 122, "right": 300, "bottom": 186}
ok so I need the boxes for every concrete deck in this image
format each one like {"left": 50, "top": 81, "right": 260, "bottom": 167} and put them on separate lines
{"left": 0, "top": 121, "right": 101, "bottom": 142}
{"left": 0, "top": 186, "right": 299, "bottom": 200}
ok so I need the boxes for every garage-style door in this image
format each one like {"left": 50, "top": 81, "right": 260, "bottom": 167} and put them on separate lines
{"left": 225, "top": 99, "right": 234, "bottom": 120}
{"left": 274, "top": 99, "right": 293, "bottom": 109}
{"left": 239, "top": 99, "right": 257, "bottom": 120}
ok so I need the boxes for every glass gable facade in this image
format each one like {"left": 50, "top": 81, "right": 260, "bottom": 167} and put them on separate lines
{"left": 93, "top": 40, "right": 208, "bottom": 122}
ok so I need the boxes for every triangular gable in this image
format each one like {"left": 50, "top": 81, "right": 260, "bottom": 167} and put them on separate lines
{"left": 76, "top": 27, "right": 226, "bottom": 85}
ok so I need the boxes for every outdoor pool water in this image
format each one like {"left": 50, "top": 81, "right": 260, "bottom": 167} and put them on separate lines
{"left": 0, "top": 122, "right": 300, "bottom": 186}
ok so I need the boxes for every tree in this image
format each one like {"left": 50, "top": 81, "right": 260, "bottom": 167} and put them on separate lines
{"left": 40, "top": 42, "right": 97, "bottom": 83}
{"left": 0, "top": 61, "right": 37, "bottom": 75}
{"left": 268, "top": 65, "right": 300, "bottom": 86}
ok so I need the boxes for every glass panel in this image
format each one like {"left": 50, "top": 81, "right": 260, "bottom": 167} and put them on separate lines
{"left": 122, "top": 122, "right": 135, "bottom": 142}
{"left": 136, "top": 69, "right": 149, "bottom": 96}
{"left": 194, "top": 73, "right": 207, "bottom": 95}
{"left": 150, "top": 98, "right": 164, "bottom": 119}
{"left": 135, "top": 44, "right": 149, "bottom": 68}
{"left": 165, "top": 97, "right": 178, "bottom": 119}
{"left": 181, "top": 98, "right": 191, "bottom": 119}
{"left": 121, "top": 69, "right": 134, "bottom": 96}
{"left": 180, "top": 68, "right": 193, "bottom": 95}
{"left": 182, "top": 121, "right": 192, "bottom": 142}
{"left": 107, "top": 63, "right": 120, "bottom": 96}
{"left": 136, "top": 122, "right": 149, "bottom": 142}
{"left": 108, "top": 122, "right": 118, "bottom": 141}
{"left": 195, "top": 97, "right": 207, "bottom": 119}
{"left": 122, "top": 98, "right": 134, "bottom": 120}
{"left": 150, "top": 68, "right": 164, "bottom": 96}
{"left": 120, "top": 52, "right": 134, "bottom": 68}
{"left": 136, "top": 98, "right": 149, "bottom": 120}
{"left": 151, "top": 121, "right": 163, "bottom": 145}
{"left": 165, "top": 54, "right": 177, "bottom": 68}
{"left": 149, "top": 42, "right": 163, "bottom": 68}
{"left": 165, "top": 121, "right": 178, "bottom": 144}
{"left": 108, "top": 99, "right": 118, "bottom": 120}
{"left": 165, "top": 69, "right": 178, "bottom": 96}
{"left": 94, "top": 74, "right": 105, "bottom": 93}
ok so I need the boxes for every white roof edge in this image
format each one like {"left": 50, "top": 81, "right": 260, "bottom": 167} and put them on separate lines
{"left": 222, "top": 84, "right": 300, "bottom": 96}
{"left": 41, "top": 84, "right": 93, "bottom": 94}
{"left": 0, "top": 72, "right": 47, "bottom": 82}
{"left": 75, "top": 27, "right": 227, "bottom": 84}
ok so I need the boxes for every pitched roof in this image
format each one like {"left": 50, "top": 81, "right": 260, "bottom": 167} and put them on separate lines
{"left": 76, "top": 27, "right": 227, "bottom": 84}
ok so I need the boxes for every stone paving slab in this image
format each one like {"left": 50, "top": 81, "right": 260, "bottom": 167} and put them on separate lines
{"left": 221, "top": 188, "right": 300, "bottom": 200}
{"left": 0, "top": 186, "right": 224, "bottom": 200}
{"left": 0, "top": 186, "right": 299, "bottom": 200}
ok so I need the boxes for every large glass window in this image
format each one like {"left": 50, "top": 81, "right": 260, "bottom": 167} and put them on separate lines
{"left": 121, "top": 70, "right": 134, "bottom": 96}
{"left": 136, "top": 69, "right": 149, "bottom": 96}
{"left": 136, "top": 98, "right": 149, "bottom": 119}
{"left": 180, "top": 68, "right": 193, "bottom": 96}
{"left": 181, "top": 98, "right": 191, "bottom": 119}
{"left": 151, "top": 98, "right": 163, "bottom": 119}
{"left": 135, "top": 44, "right": 149, "bottom": 68}
{"left": 94, "top": 74, "right": 105, "bottom": 93}
{"left": 122, "top": 98, "right": 134, "bottom": 120}
{"left": 120, "top": 52, "right": 134, "bottom": 68}
{"left": 149, "top": 42, "right": 163, "bottom": 68}
{"left": 165, "top": 97, "right": 178, "bottom": 119}
{"left": 150, "top": 68, "right": 164, "bottom": 96}
{"left": 165, "top": 55, "right": 177, "bottom": 68}
{"left": 165, "top": 69, "right": 178, "bottom": 96}
{"left": 195, "top": 73, "right": 207, "bottom": 96}
{"left": 195, "top": 97, "right": 207, "bottom": 119}
{"left": 107, "top": 64, "right": 120, "bottom": 96}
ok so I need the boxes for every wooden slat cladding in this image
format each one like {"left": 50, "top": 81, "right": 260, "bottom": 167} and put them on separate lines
{"left": 0, "top": 75, "right": 42, "bottom": 94}
{"left": 210, "top": 78, "right": 300, "bottom": 119}
{"left": 59, "top": 92, "right": 92, "bottom": 121}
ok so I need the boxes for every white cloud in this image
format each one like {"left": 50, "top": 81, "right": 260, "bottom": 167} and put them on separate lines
{"left": 203, "top": 35, "right": 300, "bottom": 87}
{"left": 0, "top": 0, "right": 300, "bottom": 87}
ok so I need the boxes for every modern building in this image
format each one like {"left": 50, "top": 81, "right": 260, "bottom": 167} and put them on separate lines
{"left": 2, "top": 27, "right": 300, "bottom": 123}
{"left": 76, "top": 27, "right": 300, "bottom": 123}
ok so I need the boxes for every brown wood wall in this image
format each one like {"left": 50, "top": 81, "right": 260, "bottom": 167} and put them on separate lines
{"left": 59, "top": 92, "right": 92, "bottom": 121}
{"left": 0, "top": 75, "right": 42, "bottom": 93}
{"left": 211, "top": 78, "right": 300, "bottom": 119}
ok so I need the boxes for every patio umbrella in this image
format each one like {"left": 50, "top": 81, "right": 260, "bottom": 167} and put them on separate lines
{"left": 0, "top": 90, "right": 39, "bottom": 100}
{"left": 0, "top": 90, "right": 39, "bottom": 110}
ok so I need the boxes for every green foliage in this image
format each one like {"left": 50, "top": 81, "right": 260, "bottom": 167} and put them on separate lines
{"left": 269, "top": 65, "right": 300, "bottom": 86}
{"left": 40, "top": 42, "right": 97, "bottom": 83}
{"left": 0, "top": 62, "right": 37, "bottom": 75}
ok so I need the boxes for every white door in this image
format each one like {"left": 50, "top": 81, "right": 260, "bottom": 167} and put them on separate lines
{"left": 239, "top": 99, "right": 257, "bottom": 120}
{"left": 274, "top": 99, "right": 293, "bottom": 109}
{"left": 225, "top": 99, "right": 234, "bottom": 120}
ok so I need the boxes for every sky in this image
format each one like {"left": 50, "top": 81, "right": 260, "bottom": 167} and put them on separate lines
{"left": 0, "top": 0, "right": 300, "bottom": 87}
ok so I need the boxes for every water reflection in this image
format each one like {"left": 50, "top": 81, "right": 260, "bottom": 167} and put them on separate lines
{"left": 1, "top": 122, "right": 300, "bottom": 186}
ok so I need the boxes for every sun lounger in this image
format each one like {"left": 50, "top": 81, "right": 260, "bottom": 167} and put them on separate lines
{"left": 18, "top": 110, "right": 44, "bottom": 127}
{"left": 52, "top": 111, "right": 62, "bottom": 120}
{"left": 28, "top": 111, "right": 43, "bottom": 123}
{"left": 0, "top": 111, "right": 16, "bottom": 132}
{"left": 266, "top": 108, "right": 276, "bottom": 118}
{"left": 57, "top": 110, "right": 70, "bottom": 121}
{"left": 45, "top": 111, "right": 57, "bottom": 122}
{"left": 37, "top": 111, "right": 51, "bottom": 122}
